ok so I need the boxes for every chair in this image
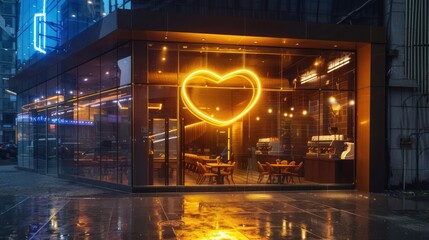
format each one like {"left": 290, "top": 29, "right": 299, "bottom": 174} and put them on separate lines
{"left": 265, "top": 162, "right": 283, "bottom": 184}
{"left": 280, "top": 160, "right": 289, "bottom": 182}
{"left": 287, "top": 162, "right": 303, "bottom": 183}
{"left": 196, "top": 162, "right": 217, "bottom": 184}
{"left": 256, "top": 161, "right": 269, "bottom": 183}
{"left": 220, "top": 161, "right": 236, "bottom": 184}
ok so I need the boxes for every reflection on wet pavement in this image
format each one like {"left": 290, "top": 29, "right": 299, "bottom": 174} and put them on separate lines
{"left": 1, "top": 191, "right": 429, "bottom": 239}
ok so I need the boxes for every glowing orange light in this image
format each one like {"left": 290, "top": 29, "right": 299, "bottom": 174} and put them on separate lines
{"left": 181, "top": 69, "right": 262, "bottom": 126}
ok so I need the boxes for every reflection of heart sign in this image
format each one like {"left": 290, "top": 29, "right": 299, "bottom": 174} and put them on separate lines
{"left": 181, "top": 69, "right": 262, "bottom": 126}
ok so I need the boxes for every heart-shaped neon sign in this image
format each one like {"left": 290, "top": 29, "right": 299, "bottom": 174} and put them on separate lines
{"left": 181, "top": 69, "right": 262, "bottom": 126}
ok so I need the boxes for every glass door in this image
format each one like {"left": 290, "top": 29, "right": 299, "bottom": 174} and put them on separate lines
{"left": 148, "top": 86, "right": 178, "bottom": 186}
{"left": 150, "top": 118, "right": 178, "bottom": 185}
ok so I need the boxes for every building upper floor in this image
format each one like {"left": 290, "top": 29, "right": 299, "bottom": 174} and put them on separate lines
{"left": 16, "top": 0, "right": 383, "bottom": 74}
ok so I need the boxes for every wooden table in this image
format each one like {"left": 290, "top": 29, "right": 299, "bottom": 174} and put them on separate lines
{"left": 206, "top": 163, "right": 234, "bottom": 184}
{"left": 266, "top": 163, "right": 297, "bottom": 184}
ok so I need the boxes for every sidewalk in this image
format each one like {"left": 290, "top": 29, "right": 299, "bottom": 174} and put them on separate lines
{"left": 1, "top": 163, "right": 429, "bottom": 239}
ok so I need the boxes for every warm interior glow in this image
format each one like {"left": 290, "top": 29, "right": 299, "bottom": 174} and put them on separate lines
{"left": 327, "top": 55, "right": 351, "bottom": 73}
{"left": 300, "top": 70, "right": 317, "bottom": 84}
{"left": 22, "top": 94, "right": 64, "bottom": 111}
{"left": 148, "top": 103, "right": 163, "bottom": 110}
{"left": 181, "top": 69, "right": 262, "bottom": 126}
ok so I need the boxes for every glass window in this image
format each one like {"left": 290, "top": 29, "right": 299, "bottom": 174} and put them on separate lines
{"left": 99, "top": 89, "right": 119, "bottom": 183}
{"left": 101, "top": 50, "right": 119, "bottom": 90}
{"left": 46, "top": 78, "right": 59, "bottom": 175}
{"left": 77, "top": 94, "right": 100, "bottom": 180}
{"left": 174, "top": 43, "right": 356, "bottom": 186}
{"left": 117, "top": 86, "right": 132, "bottom": 185}
{"left": 34, "top": 83, "right": 47, "bottom": 174}
{"left": 118, "top": 43, "right": 132, "bottom": 86}
{"left": 78, "top": 58, "right": 100, "bottom": 97}
{"left": 58, "top": 99, "right": 78, "bottom": 176}
{"left": 59, "top": 68, "right": 77, "bottom": 101}
{"left": 148, "top": 43, "right": 178, "bottom": 85}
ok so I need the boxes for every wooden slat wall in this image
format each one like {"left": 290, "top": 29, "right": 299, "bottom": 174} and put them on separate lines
{"left": 405, "top": 0, "right": 429, "bottom": 94}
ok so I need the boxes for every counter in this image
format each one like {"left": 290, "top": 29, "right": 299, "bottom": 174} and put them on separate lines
{"left": 304, "top": 157, "right": 354, "bottom": 183}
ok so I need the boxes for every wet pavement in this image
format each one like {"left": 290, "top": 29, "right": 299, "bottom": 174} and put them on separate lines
{"left": 1, "top": 163, "right": 429, "bottom": 239}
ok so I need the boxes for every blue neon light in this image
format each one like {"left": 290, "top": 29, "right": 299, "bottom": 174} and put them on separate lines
{"left": 34, "top": 0, "right": 46, "bottom": 54}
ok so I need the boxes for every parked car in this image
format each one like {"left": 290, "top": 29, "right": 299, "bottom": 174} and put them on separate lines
{"left": 0, "top": 143, "right": 17, "bottom": 159}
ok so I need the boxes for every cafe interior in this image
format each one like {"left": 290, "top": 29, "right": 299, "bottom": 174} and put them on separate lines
{"left": 145, "top": 42, "right": 356, "bottom": 187}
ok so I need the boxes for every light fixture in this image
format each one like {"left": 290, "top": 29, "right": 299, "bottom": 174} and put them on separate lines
{"left": 33, "top": 0, "right": 46, "bottom": 54}
{"left": 4, "top": 89, "right": 16, "bottom": 96}
{"left": 300, "top": 70, "right": 317, "bottom": 84}
{"left": 181, "top": 69, "right": 262, "bottom": 126}
{"left": 148, "top": 103, "right": 163, "bottom": 110}
{"left": 327, "top": 55, "right": 351, "bottom": 73}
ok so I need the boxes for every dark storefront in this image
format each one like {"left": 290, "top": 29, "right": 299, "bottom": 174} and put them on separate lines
{"left": 11, "top": 9, "right": 385, "bottom": 192}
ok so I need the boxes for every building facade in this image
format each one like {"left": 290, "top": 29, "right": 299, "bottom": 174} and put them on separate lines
{"left": 385, "top": 0, "right": 429, "bottom": 190}
{"left": 0, "top": 0, "right": 17, "bottom": 144}
{"left": 11, "top": 0, "right": 387, "bottom": 192}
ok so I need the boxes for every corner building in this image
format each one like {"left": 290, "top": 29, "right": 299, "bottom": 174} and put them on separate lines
{"left": 11, "top": 1, "right": 386, "bottom": 192}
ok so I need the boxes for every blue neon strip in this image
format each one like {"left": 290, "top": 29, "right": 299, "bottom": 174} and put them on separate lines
{"left": 33, "top": 0, "right": 46, "bottom": 54}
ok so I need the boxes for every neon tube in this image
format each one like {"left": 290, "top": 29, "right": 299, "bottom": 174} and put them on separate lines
{"left": 34, "top": 0, "right": 46, "bottom": 54}
{"left": 181, "top": 69, "right": 262, "bottom": 126}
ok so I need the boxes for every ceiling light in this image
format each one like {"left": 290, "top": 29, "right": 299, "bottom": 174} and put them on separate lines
{"left": 327, "top": 55, "right": 351, "bottom": 73}
{"left": 300, "top": 71, "right": 317, "bottom": 84}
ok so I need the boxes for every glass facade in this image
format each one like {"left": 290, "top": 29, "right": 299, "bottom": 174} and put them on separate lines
{"left": 12, "top": 0, "right": 389, "bottom": 190}
{"left": 16, "top": 0, "right": 382, "bottom": 73}
{"left": 0, "top": 0, "right": 17, "bottom": 144}
{"left": 16, "top": 40, "right": 356, "bottom": 188}
{"left": 16, "top": 0, "right": 131, "bottom": 72}
{"left": 16, "top": 44, "right": 132, "bottom": 185}
{"left": 138, "top": 42, "right": 356, "bottom": 187}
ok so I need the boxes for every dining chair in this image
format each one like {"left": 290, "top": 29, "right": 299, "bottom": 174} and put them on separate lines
{"left": 265, "top": 162, "right": 283, "bottom": 184}
{"left": 196, "top": 162, "right": 217, "bottom": 184}
{"left": 281, "top": 160, "right": 296, "bottom": 183}
{"left": 280, "top": 160, "right": 289, "bottom": 183}
{"left": 288, "top": 162, "right": 303, "bottom": 183}
{"left": 221, "top": 161, "right": 236, "bottom": 184}
{"left": 256, "top": 161, "right": 269, "bottom": 183}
